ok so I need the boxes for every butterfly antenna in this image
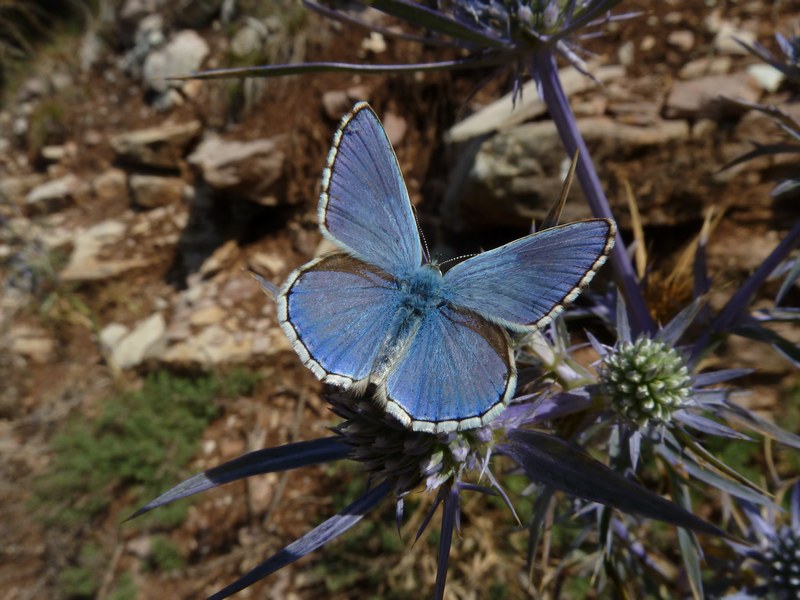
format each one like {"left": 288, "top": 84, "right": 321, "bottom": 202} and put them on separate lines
{"left": 411, "top": 204, "right": 431, "bottom": 263}
{"left": 438, "top": 252, "right": 479, "bottom": 268}
{"left": 540, "top": 148, "right": 580, "bottom": 232}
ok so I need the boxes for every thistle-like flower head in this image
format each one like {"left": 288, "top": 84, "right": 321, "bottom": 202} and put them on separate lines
{"left": 329, "top": 390, "right": 490, "bottom": 493}
{"left": 440, "top": 0, "right": 626, "bottom": 76}
{"left": 730, "top": 484, "right": 800, "bottom": 600}
{"left": 599, "top": 336, "right": 692, "bottom": 427}
{"left": 448, "top": 0, "right": 615, "bottom": 44}
{"left": 762, "top": 525, "right": 800, "bottom": 597}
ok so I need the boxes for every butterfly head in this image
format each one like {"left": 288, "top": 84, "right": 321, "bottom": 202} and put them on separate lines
{"left": 421, "top": 261, "right": 443, "bottom": 276}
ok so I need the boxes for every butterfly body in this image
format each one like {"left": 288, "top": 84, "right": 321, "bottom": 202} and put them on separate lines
{"left": 278, "top": 102, "right": 615, "bottom": 434}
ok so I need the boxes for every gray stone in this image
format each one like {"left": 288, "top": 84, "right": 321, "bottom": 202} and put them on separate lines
{"left": 664, "top": 73, "right": 760, "bottom": 119}
{"left": 162, "top": 324, "right": 290, "bottom": 368}
{"left": 679, "top": 56, "right": 732, "bottom": 79}
{"left": 0, "top": 174, "right": 46, "bottom": 205}
{"left": 640, "top": 35, "right": 656, "bottom": 52}
{"left": 667, "top": 30, "right": 695, "bottom": 52}
{"left": 50, "top": 71, "right": 73, "bottom": 92}
{"left": 361, "top": 31, "right": 387, "bottom": 54}
{"left": 84, "top": 130, "right": 103, "bottom": 145}
{"left": 119, "top": 0, "right": 165, "bottom": 22}
{"left": 110, "top": 120, "right": 202, "bottom": 169}
{"left": 25, "top": 174, "right": 84, "bottom": 214}
{"left": 446, "top": 63, "right": 625, "bottom": 143}
{"left": 122, "top": 13, "right": 165, "bottom": 75}
{"left": 382, "top": 112, "right": 407, "bottom": 146}
{"left": 99, "top": 323, "right": 129, "bottom": 352}
{"left": 40, "top": 143, "right": 77, "bottom": 165}
{"left": 188, "top": 134, "right": 288, "bottom": 205}
{"left": 162, "top": 324, "right": 246, "bottom": 366}
{"left": 198, "top": 240, "right": 238, "bottom": 278}
{"left": 617, "top": 41, "right": 634, "bottom": 67}
{"left": 713, "top": 21, "right": 757, "bottom": 55}
{"left": 443, "top": 116, "right": 690, "bottom": 232}
{"left": 143, "top": 30, "right": 209, "bottom": 93}
{"left": 80, "top": 31, "right": 104, "bottom": 72}
{"left": 60, "top": 219, "right": 150, "bottom": 282}
{"left": 12, "top": 115, "right": 27, "bottom": 137}
{"left": 322, "top": 90, "right": 351, "bottom": 120}
{"left": 747, "top": 64, "right": 785, "bottom": 93}
{"left": 151, "top": 88, "right": 185, "bottom": 112}
{"left": 9, "top": 325, "right": 55, "bottom": 363}
{"left": 18, "top": 77, "right": 49, "bottom": 102}
{"left": 129, "top": 174, "right": 187, "bottom": 208}
{"left": 126, "top": 536, "right": 152, "bottom": 559}
{"left": 230, "top": 22, "right": 264, "bottom": 57}
{"left": 102, "top": 313, "right": 167, "bottom": 370}
{"left": 189, "top": 303, "right": 227, "bottom": 327}
{"left": 92, "top": 168, "right": 129, "bottom": 204}
{"left": 249, "top": 252, "right": 287, "bottom": 277}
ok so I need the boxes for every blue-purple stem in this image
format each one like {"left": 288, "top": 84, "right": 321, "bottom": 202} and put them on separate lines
{"left": 434, "top": 486, "right": 460, "bottom": 600}
{"left": 533, "top": 51, "right": 654, "bottom": 336}
{"left": 691, "top": 219, "right": 800, "bottom": 358}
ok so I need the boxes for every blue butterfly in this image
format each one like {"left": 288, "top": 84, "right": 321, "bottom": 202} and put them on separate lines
{"left": 278, "top": 102, "right": 615, "bottom": 434}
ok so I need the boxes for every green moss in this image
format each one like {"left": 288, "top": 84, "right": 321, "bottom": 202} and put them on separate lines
{"left": 107, "top": 573, "right": 137, "bottom": 600}
{"left": 559, "top": 575, "right": 592, "bottom": 598}
{"left": 57, "top": 543, "right": 104, "bottom": 598}
{"left": 775, "top": 382, "right": 800, "bottom": 477}
{"left": 32, "top": 369, "right": 260, "bottom": 528}
{"left": 147, "top": 535, "right": 185, "bottom": 572}
{"left": 489, "top": 582, "right": 511, "bottom": 599}
{"left": 702, "top": 434, "right": 763, "bottom": 487}
{"left": 58, "top": 566, "right": 98, "bottom": 599}
{"left": 326, "top": 461, "right": 361, "bottom": 510}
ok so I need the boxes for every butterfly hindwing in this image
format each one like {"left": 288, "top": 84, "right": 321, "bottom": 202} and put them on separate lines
{"left": 320, "top": 102, "right": 423, "bottom": 276}
{"left": 442, "top": 219, "right": 615, "bottom": 331}
{"left": 381, "top": 305, "right": 515, "bottom": 433}
{"left": 278, "top": 253, "right": 401, "bottom": 387}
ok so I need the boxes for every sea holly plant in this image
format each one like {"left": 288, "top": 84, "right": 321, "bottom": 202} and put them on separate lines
{"left": 134, "top": 118, "right": 727, "bottom": 599}
{"left": 131, "top": 3, "right": 800, "bottom": 599}
{"left": 134, "top": 315, "right": 727, "bottom": 600}
{"left": 716, "top": 29, "right": 800, "bottom": 363}
{"left": 712, "top": 483, "right": 800, "bottom": 599}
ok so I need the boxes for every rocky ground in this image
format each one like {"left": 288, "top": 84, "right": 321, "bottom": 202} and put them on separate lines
{"left": 1, "top": 0, "right": 799, "bottom": 598}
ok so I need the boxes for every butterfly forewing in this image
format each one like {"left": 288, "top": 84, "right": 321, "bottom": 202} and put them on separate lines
{"left": 442, "top": 219, "right": 615, "bottom": 331}
{"left": 320, "top": 102, "right": 423, "bottom": 276}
